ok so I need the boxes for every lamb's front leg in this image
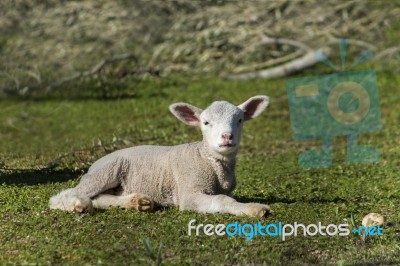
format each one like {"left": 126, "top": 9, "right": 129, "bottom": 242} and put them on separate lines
{"left": 92, "top": 193, "right": 153, "bottom": 211}
{"left": 180, "top": 194, "right": 271, "bottom": 218}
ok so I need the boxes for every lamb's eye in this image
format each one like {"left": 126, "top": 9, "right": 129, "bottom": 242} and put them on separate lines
{"left": 203, "top": 121, "right": 209, "bottom": 126}
{"left": 238, "top": 119, "right": 242, "bottom": 124}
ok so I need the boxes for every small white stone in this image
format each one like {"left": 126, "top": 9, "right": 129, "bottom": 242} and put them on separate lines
{"left": 362, "top": 213, "right": 385, "bottom": 227}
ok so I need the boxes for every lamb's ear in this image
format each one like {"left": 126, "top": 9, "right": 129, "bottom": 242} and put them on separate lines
{"left": 238, "top": 95, "right": 269, "bottom": 121}
{"left": 169, "top": 103, "right": 203, "bottom": 126}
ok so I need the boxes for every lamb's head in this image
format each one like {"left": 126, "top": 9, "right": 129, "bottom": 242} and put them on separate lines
{"left": 169, "top": 95, "right": 269, "bottom": 157}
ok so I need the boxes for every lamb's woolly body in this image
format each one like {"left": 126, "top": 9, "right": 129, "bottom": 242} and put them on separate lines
{"left": 72, "top": 141, "right": 235, "bottom": 208}
{"left": 50, "top": 96, "right": 271, "bottom": 217}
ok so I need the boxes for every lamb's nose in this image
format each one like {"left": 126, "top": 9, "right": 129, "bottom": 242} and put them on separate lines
{"left": 222, "top": 133, "right": 233, "bottom": 141}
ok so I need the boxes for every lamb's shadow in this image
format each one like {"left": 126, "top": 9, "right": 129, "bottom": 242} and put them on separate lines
{"left": 235, "top": 195, "right": 349, "bottom": 205}
{"left": 235, "top": 196, "right": 296, "bottom": 205}
{"left": 0, "top": 168, "right": 83, "bottom": 185}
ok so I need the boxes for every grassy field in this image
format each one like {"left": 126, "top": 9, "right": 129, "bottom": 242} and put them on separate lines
{"left": 0, "top": 66, "right": 399, "bottom": 265}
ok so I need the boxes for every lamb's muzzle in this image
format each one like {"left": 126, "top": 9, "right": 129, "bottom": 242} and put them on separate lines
{"left": 50, "top": 95, "right": 271, "bottom": 217}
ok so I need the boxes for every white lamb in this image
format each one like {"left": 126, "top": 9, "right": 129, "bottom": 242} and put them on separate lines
{"left": 50, "top": 95, "right": 271, "bottom": 217}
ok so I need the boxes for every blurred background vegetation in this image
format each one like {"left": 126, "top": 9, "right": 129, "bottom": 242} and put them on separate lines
{"left": 0, "top": 0, "right": 399, "bottom": 98}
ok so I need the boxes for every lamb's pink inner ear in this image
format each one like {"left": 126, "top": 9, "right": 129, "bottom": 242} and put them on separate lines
{"left": 239, "top": 96, "right": 269, "bottom": 121}
{"left": 175, "top": 105, "right": 200, "bottom": 125}
{"left": 243, "top": 99, "right": 264, "bottom": 120}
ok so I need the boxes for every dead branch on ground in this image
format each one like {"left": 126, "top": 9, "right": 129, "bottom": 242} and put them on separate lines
{"left": 46, "top": 53, "right": 138, "bottom": 91}
{"left": 225, "top": 47, "right": 331, "bottom": 80}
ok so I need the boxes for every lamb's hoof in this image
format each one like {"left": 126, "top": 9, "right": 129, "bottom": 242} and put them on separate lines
{"left": 245, "top": 203, "right": 272, "bottom": 218}
{"left": 73, "top": 198, "right": 93, "bottom": 213}
{"left": 129, "top": 193, "right": 153, "bottom": 212}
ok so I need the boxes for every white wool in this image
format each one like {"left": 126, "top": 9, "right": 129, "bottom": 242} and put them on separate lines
{"left": 50, "top": 96, "right": 271, "bottom": 217}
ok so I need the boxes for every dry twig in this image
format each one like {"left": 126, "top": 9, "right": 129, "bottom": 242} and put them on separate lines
{"left": 46, "top": 53, "right": 138, "bottom": 91}
{"left": 373, "top": 46, "right": 400, "bottom": 61}
{"left": 226, "top": 47, "right": 331, "bottom": 80}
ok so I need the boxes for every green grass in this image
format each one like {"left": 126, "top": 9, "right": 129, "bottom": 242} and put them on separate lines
{"left": 0, "top": 69, "right": 400, "bottom": 265}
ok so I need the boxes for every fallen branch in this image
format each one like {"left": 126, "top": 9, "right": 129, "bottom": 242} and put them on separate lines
{"left": 232, "top": 49, "right": 303, "bottom": 74}
{"left": 225, "top": 47, "right": 331, "bottom": 80}
{"left": 46, "top": 53, "right": 138, "bottom": 91}
{"left": 373, "top": 46, "right": 400, "bottom": 61}
{"left": 259, "top": 34, "right": 312, "bottom": 52}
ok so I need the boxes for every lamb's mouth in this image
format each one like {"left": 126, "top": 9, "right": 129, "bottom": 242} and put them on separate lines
{"left": 219, "top": 144, "right": 236, "bottom": 148}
